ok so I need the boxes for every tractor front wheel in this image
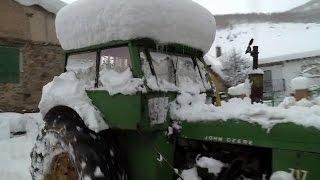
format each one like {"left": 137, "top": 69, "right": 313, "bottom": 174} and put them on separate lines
{"left": 30, "top": 106, "right": 127, "bottom": 180}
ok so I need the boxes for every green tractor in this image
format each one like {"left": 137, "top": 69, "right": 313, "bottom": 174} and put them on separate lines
{"left": 30, "top": 0, "right": 320, "bottom": 180}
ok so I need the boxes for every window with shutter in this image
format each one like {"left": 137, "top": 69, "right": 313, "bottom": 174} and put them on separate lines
{"left": 0, "top": 46, "right": 20, "bottom": 83}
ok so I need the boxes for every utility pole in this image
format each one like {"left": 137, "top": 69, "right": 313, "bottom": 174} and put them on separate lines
{"left": 245, "top": 39, "right": 264, "bottom": 104}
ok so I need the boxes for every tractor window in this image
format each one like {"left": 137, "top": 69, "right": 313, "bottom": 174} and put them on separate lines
{"left": 147, "top": 52, "right": 176, "bottom": 84}
{"left": 141, "top": 51, "right": 177, "bottom": 91}
{"left": 195, "top": 60, "right": 212, "bottom": 91}
{"left": 100, "top": 47, "right": 131, "bottom": 73}
{"left": 175, "top": 57, "right": 210, "bottom": 93}
{"left": 66, "top": 51, "right": 97, "bottom": 89}
{"left": 98, "top": 46, "right": 132, "bottom": 87}
{"left": 141, "top": 50, "right": 210, "bottom": 93}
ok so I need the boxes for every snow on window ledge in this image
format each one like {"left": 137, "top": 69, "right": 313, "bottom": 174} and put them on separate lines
{"left": 98, "top": 68, "right": 146, "bottom": 95}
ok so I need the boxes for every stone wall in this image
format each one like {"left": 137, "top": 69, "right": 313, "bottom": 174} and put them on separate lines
{"left": 0, "top": 0, "right": 64, "bottom": 112}
{"left": 0, "top": 40, "right": 64, "bottom": 112}
{"left": 0, "top": 0, "right": 59, "bottom": 44}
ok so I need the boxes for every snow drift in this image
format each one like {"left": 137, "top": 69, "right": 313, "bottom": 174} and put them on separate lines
{"left": 171, "top": 94, "right": 320, "bottom": 131}
{"left": 55, "top": 0, "right": 216, "bottom": 52}
{"left": 0, "top": 113, "right": 43, "bottom": 180}
{"left": 38, "top": 72, "right": 108, "bottom": 132}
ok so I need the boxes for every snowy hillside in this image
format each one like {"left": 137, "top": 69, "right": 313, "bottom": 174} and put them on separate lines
{"left": 207, "top": 22, "right": 320, "bottom": 61}
{"left": 289, "top": 0, "right": 320, "bottom": 13}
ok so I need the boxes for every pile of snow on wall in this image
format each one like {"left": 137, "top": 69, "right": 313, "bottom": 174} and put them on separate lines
{"left": 56, "top": 0, "right": 216, "bottom": 52}
{"left": 291, "top": 76, "right": 311, "bottom": 90}
{"left": 228, "top": 79, "right": 251, "bottom": 96}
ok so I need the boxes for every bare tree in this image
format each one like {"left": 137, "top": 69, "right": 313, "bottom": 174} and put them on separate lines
{"left": 220, "top": 49, "right": 251, "bottom": 87}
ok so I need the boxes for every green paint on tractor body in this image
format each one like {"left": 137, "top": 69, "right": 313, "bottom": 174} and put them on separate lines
{"left": 180, "top": 121, "right": 320, "bottom": 153}
{"left": 65, "top": 39, "right": 320, "bottom": 179}
{"left": 87, "top": 91, "right": 143, "bottom": 130}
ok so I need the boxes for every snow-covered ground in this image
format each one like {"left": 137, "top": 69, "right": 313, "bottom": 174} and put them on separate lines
{"left": 0, "top": 109, "right": 299, "bottom": 180}
{"left": 208, "top": 23, "right": 320, "bottom": 60}
{"left": 0, "top": 113, "right": 43, "bottom": 180}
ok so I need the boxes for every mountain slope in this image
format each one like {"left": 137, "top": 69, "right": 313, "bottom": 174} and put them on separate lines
{"left": 289, "top": 0, "right": 320, "bottom": 12}
{"left": 208, "top": 0, "right": 320, "bottom": 62}
{"left": 215, "top": 0, "right": 320, "bottom": 29}
{"left": 208, "top": 23, "right": 320, "bottom": 60}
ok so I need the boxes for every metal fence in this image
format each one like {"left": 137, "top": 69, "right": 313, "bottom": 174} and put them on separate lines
{"left": 263, "top": 79, "right": 287, "bottom": 106}
{"left": 263, "top": 79, "right": 286, "bottom": 93}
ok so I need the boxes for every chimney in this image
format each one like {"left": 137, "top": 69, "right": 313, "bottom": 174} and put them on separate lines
{"left": 248, "top": 46, "right": 264, "bottom": 104}
{"left": 216, "top": 46, "right": 222, "bottom": 58}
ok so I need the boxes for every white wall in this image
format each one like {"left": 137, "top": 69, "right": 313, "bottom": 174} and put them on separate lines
{"left": 261, "top": 64, "right": 284, "bottom": 81}
{"left": 283, "top": 61, "right": 304, "bottom": 93}
{"left": 283, "top": 58, "right": 320, "bottom": 92}
{"left": 260, "top": 57, "right": 320, "bottom": 95}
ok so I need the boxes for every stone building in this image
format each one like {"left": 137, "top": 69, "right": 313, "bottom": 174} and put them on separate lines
{"left": 0, "top": 0, "right": 66, "bottom": 112}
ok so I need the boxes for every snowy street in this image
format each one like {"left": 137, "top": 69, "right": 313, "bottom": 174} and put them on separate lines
{"left": 0, "top": 113, "right": 43, "bottom": 180}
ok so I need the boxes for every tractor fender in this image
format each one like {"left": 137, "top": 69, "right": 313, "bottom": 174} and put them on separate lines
{"left": 43, "top": 105, "right": 88, "bottom": 129}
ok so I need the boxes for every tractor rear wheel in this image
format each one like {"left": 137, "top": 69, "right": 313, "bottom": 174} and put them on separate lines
{"left": 30, "top": 106, "right": 127, "bottom": 180}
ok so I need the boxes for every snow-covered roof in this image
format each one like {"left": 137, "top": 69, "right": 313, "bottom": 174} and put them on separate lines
{"left": 209, "top": 23, "right": 320, "bottom": 61}
{"left": 203, "top": 54, "right": 226, "bottom": 80}
{"left": 14, "top": 0, "right": 66, "bottom": 14}
{"left": 260, "top": 49, "right": 320, "bottom": 65}
{"left": 55, "top": 0, "right": 216, "bottom": 52}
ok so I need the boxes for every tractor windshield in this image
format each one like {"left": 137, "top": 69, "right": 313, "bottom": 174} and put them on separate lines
{"left": 140, "top": 51, "right": 211, "bottom": 93}
{"left": 66, "top": 46, "right": 211, "bottom": 94}
{"left": 66, "top": 51, "right": 97, "bottom": 88}
{"left": 66, "top": 46, "right": 132, "bottom": 90}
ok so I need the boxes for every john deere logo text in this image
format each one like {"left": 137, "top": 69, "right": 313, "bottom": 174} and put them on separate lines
{"left": 204, "top": 136, "right": 253, "bottom": 146}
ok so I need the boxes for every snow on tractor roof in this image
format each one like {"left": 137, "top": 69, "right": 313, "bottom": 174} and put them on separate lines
{"left": 55, "top": 0, "right": 216, "bottom": 52}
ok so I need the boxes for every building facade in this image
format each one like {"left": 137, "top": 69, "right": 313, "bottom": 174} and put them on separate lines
{"left": 0, "top": 0, "right": 65, "bottom": 112}
{"left": 259, "top": 50, "right": 320, "bottom": 102}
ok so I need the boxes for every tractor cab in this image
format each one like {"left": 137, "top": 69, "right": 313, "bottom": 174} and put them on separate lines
{"left": 65, "top": 39, "right": 213, "bottom": 130}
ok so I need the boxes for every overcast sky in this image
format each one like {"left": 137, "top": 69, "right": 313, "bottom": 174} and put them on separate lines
{"left": 61, "top": 0, "right": 311, "bottom": 14}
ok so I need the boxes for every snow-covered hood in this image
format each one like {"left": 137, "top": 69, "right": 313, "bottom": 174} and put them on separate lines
{"left": 55, "top": 0, "right": 216, "bottom": 53}
{"left": 171, "top": 94, "right": 320, "bottom": 131}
